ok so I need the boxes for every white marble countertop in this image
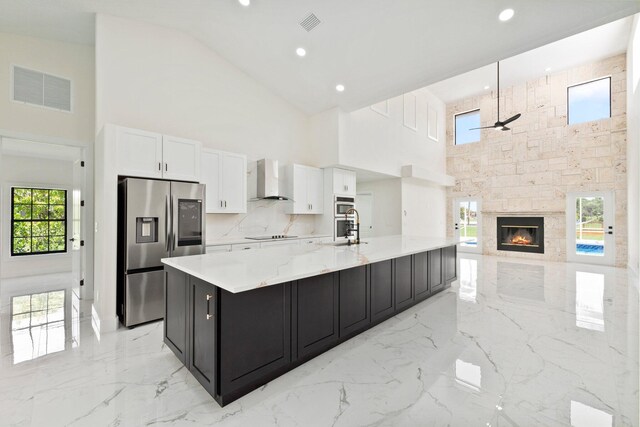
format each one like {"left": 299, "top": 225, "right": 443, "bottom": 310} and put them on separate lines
{"left": 162, "top": 235, "right": 459, "bottom": 294}
{"left": 206, "top": 234, "right": 332, "bottom": 246}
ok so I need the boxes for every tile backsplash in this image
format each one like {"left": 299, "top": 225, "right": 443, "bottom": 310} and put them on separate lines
{"left": 206, "top": 199, "right": 317, "bottom": 242}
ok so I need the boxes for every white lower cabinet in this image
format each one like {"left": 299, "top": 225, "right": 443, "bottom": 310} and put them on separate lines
{"left": 260, "top": 240, "right": 301, "bottom": 248}
{"left": 206, "top": 245, "right": 231, "bottom": 254}
{"left": 301, "top": 237, "right": 332, "bottom": 245}
{"left": 231, "top": 243, "right": 261, "bottom": 251}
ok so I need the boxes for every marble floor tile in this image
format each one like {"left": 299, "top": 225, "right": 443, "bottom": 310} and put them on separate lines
{"left": 0, "top": 254, "right": 638, "bottom": 426}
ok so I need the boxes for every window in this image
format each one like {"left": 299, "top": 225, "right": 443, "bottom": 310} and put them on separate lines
{"left": 11, "top": 188, "right": 67, "bottom": 256}
{"left": 455, "top": 110, "right": 480, "bottom": 145}
{"left": 568, "top": 77, "right": 611, "bottom": 125}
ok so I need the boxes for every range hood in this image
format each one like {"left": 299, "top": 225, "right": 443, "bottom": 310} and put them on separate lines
{"left": 256, "top": 159, "right": 291, "bottom": 201}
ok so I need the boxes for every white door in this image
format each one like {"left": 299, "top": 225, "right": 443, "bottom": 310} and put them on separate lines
{"left": 307, "top": 167, "right": 323, "bottom": 214}
{"left": 356, "top": 192, "right": 374, "bottom": 238}
{"left": 162, "top": 135, "right": 201, "bottom": 182}
{"left": 332, "top": 169, "right": 345, "bottom": 194}
{"left": 454, "top": 198, "right": 482, "bottom": 253}
{"left": 71, "top": 158, "right": 86, "bottom": 299}
{"left": 116, "top": 126, "right": 163, "bottom": 178}
{"left": 221, "top": 153, "right": 246, "bottom": 213}
{"left": 566, "top": 191, "right": 615, "bottom": 266}
{"left": 201, "top": 150, "right": 222, "bottom": 213}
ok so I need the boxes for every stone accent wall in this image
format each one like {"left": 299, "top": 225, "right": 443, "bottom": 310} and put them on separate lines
{"left": 446, "top": 54, "right": 627, "bottom": 266}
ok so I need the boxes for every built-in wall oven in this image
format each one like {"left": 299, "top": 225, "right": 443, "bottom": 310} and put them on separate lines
{"left": 334, "top": 196, "right": 355, "bottom": 216}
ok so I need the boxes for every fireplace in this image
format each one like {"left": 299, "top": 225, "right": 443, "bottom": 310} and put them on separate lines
{"left": 497, "top": 217, "right": 544, "bottom": 254}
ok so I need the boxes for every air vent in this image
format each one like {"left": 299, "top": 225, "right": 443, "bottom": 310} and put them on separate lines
{"left": 12, "top": 66, "right": 72, "bottom": 112}
{"left": 299, "top": 13, "right": 321, "bottom": 32}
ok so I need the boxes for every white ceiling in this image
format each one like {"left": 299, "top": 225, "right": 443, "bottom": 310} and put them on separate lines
{"left": 428, "top": 16, "right": 634, "bottom": 104}
{"left": 1, "top": 1, "right": 639, "bottom": 114}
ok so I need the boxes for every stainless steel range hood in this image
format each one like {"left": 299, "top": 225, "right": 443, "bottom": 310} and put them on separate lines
{"left": 256, "top": 159, "right": 291, "bottom": 201}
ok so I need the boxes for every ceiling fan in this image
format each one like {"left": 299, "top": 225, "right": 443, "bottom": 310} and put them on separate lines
{"left": 470, "top": 61, "right": 521, "bottom": 131}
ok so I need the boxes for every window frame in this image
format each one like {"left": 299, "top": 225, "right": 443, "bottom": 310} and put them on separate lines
{"left": 10, "top": 187, "right": 68, "bottom": 256}
{"left": 454, "top": 109, "right": 481, "bottom": 146}
{"left": 567, "top": 76, "right": 612, "bottom": 126}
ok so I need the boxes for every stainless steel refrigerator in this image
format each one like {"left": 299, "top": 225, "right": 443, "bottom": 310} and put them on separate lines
{"left": 117, "top": 178, "right": 205, "bottom": 327}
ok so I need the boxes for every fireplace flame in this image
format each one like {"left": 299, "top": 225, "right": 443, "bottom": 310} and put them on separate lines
{"left": 509, "top": 228, "right": 534, "bottom": 245}
{"left": 511, "top": 235, "right": 532, "bottom": 245}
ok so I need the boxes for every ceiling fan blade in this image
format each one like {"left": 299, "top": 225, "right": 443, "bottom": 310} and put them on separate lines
{"left": 469, "top": 126, "right": 496, "bottom": 130}
{"left": 501, "top": 126, "right": 511, "bottom": 131}
{"left": 501, "top": 113, "right": 521, "bottom": 126}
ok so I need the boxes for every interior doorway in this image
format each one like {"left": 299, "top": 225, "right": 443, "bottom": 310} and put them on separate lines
{"left": 0, "top": 136, "right": 88, "bottom": 298}
{"left": 355, "top": 192, "right": 374, "bottom": 238}
{"left": 454, "top": 198, "right": 482, "bottom": 253}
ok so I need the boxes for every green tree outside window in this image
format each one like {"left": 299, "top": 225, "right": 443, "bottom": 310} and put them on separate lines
{"left": 11, "top": 188, "right": 67, "bottom": 256}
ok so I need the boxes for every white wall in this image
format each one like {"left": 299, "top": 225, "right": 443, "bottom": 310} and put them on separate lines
{"left": 0, "top": 155, "right": 73, "bottom": 278}
{"left": 339, "top": 89, "right": 447, "bottom": 177}
{"left": 0, "top": 31, "right": 95, "bottom": 295}
{"left": 0, "top": 32, "right": 95, "bottom": 144}
{"left": 356, "top": 179, "right": 402, "bottom": 237}
{"left": 627, "top": 15, "right": 640, "bottom": 273}
{"left": 95, "top": 14, "right": 310, "bottom": 164}
{"left": 93, "top": 14, "right": 317, "bottom": 332}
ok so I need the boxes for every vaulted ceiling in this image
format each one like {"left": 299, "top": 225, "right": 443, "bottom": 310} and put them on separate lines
{"left": 1, "top": 0, "right": 639, "bottom": 114}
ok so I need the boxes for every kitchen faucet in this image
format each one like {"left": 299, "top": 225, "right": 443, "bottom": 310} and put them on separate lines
{"left": 344, "top": 208, "right": 361, "bottom": 245}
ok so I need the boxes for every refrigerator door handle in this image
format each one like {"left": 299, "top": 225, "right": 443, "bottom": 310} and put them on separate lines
{"left": 173, "top": 195, "right": 178, "bottom": 252}
{"left": 165, "top": 195, "right": 171, "bottom": 251}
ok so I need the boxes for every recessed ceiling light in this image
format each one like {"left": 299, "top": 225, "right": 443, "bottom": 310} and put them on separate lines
{"left": 499, "top": 8, "right": 514, "bottom": 22}
{"left": 238, "top": 0, "right": 250, "bottom": 7}
{"left": 545, "top": 67, "right": 552, "bottom": 72}
{"left": 335, "top": 84, "right": 345, "bottom": 92}
{"left": 296, "top": 47, "right": 306, "bottom": 57}
{"left": 484, "top": 85, "right": 490, "bottom": 90}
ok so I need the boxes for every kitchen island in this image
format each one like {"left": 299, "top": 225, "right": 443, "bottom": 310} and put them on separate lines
{"left": 161, "top": 235, "right": 459, "bottom": 406}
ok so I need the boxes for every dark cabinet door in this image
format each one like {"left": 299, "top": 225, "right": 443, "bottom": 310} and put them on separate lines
{"left": 429, "top": 249, "right": 444, "bottom": 294}
{"left": 443, "top": 245, "right": 457, "bottom": 283}
{"left": 339, "top": 266, "right": 370, "bottom": 337}
{"left": 295, "top": 273, "right": 339, "bottom": 360}
{"left": 189, "top": 276, "right": 217, "bottom": 396}
{"left": 394, "top": 255, "right": 414, "bottom": 311}
{"left": 413, "top": 252, "right": 430, "bottom": 302}
{"left": 164, "top": 267, "right": 188, "bottom": 363}
{"left": 219, "top": 283, "right": 291, "bottom": 395}
{"left": 370, "top": 261, "right": 394, "bottom": 323}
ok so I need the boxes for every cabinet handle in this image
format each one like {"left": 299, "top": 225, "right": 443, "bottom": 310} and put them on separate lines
{"left": 165, "top": 163, "right": 168, "bottom": 172}
{"left": 206, "top": 294, "right": 213, "bottom": 320}
{"left": 158, "top": 162, "right": 161, "bottom": 171}
{"left": 220, "top": 200, "right": 223, "bottom": 208}
{"left": 224, "top": 200, "right": 227, "bottom": 208}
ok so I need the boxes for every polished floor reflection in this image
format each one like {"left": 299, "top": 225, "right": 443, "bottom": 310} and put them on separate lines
{"left": 0, "top": 255, "right": 637, "bottom": 426}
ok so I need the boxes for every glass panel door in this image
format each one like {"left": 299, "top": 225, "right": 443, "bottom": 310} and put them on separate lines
{"left": 566, "top": 191, "right": 614, "bottom": 266}
{"left": 454, "top": 198, "right": 482, "bottom": 253}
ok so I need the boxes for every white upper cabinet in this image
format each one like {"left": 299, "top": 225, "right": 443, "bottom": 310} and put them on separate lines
{"left": 201, "top": 150, "right": 222, "bottom": 213}
{"left": 116, "top": 127, "right": 163, "bottom": 179}
{"left": 331, "top": 168, "right": 356, "bottom": 196}
{"left": 115, "top": 126, "right": 200, "bottom": 182}
{"left": 162, "top": 135, "right": 201, "bottom": 182}
{"left": 282, "top": 164, "right": 324, "bottom": 214}
{"left": 201, "top": 149, "right": 247, "bottom": 213}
